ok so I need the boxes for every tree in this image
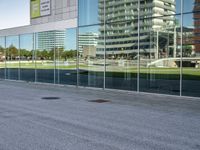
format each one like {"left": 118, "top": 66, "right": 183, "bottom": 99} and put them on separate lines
{"left": 0, "top": 46, "right": 4, "bottom": 53}
{"left": 41, "top": 50, "right": 49, "bottom": 59}
{"left": 20, "top": 49, "right": 33, "bottom": 59}
{"left": 7, "top": 45, "right": 18, "bottom": 60}
{"left": 61, "top": 50, "right": 77, "bottom": 60}
{"left": 183, "top": 45, "right": 192, "bottom": 57}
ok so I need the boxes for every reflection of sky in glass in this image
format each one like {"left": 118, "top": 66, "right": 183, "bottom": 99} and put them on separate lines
{"left": 78, "top": 0, "right": 99, "bottom": 26}
{"left": 6, "top": 36, "right": 19, "bottom": 48}
{"left": 79, "top": 26, "right": 99, "bottom": 34}
{"left": 65, "top": 29, "right": 77, "bottom": 50}
{"left": 183, "top": 0, "right": 195, "bottom": 27}
{"left": 0, "top": 37, "right": 5, "bottom": 48}
{"left": 183, "top": 0, "right": 195, "bottom": 13}
{"left": 66, "top": 26, "right": 99, "bottom": 50}
{"left": 176, "top": 0, "right": 181, "bottom": 14}
{"left": 20, "top": 34, "right": 33, "bottom": 51}
{"left": 176, "top": 0, "right": 195, "bottom": 13}
{"left": 183, "top": 13, "right": 193, "bottom": 28}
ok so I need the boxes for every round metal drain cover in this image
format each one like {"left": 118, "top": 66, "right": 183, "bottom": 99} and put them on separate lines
{"left": 41, "top": 97, "right": 60, "bottom": 100}
{"left": 88, "top": 99, "right": 110, "bottom": 103}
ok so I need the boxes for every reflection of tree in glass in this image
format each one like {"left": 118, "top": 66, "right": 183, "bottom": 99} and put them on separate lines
{"left": 3, "top": 45, "right": 77, "bottom": 61}
{"left": 7, "top": 45, "right": 18, "bottom": 60}
{"left": 183, "top": 45, "right": 192, "bottom": 57}
{"left": 37, "top": 50, "right": 50, "bottom": 60}
{"left": 0, "top": 46, "right": 5, "bottom": 61}
{"left": 20, "top": 49, "right": 33, "bottom": 60}
{"left": 0, "top": 46, "right": 4, "bottom": 53}
{"left": 61, "top": 50, "right": 77, "bottom": 61}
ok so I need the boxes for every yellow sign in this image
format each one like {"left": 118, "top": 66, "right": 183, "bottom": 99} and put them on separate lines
{"left": 31, "top": 0, "right": 40, "bottom": 18}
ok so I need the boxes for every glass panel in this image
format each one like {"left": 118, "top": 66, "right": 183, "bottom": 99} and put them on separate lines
{"left": 6, "top": 35, "right": 20, "bottom": 80}
{"left": 35, "top": 31, "right": 55, "bottom": 83}
{"left": 104, "top": 21, "right": 137, "bottom": 89}
{"left": 183, "top": 0, "right": 195, "bottom": 13}
{"left": 139, "top": 0, "right": 178, "bottom": 18}
{"left": 182, "top": 12, "right": 200, "bottom": 97}
{"left": 0, "top": 36, "right": 6, "bottom": 79}
{"left": 20, "top": 33, "right": 35, "bottom": 82}
{"left": 176, "top": 0, "right": 182, "bottom": 14}
{"left": 56, "top": 28, "right": 77, "bottom": 85}
{"left": 78, "top": 0, "right": 99, "bottom": 26}
{"left": 78, "top": 25, "right": 104, "bottom": 88}
{"left": 139, "top": 14, "right": 181, "bottom": 95}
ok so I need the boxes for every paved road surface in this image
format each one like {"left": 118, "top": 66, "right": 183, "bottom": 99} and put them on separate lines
{"left": 0, "top": 80, "right": 200, "bottom": 150}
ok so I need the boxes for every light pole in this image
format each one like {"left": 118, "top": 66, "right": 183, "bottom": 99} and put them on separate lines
{"left": 173, "top": 25, "right": 177, "bottom": 58}
{"left": 156, "top": 30, "right": 159, "bottom": 60}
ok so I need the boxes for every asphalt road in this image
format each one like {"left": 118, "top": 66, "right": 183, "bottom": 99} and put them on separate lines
{"left": 0, "top": 80, "right": 200, "bottom": 150}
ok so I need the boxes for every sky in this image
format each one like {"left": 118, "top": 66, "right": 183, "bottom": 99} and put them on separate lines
{"left": 0, "top": 0, "right": 195, "bottom": 30}
{"left": 0, "top": 0, "right": 196, "bottom": 50}
{"left": 0, "top": 0, "right": 30, "bottom": 30}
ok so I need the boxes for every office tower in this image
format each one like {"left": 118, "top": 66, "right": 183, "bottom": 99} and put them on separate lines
{"left": 37, "top": 30, "right": 65, "bottom": 50}
{"left": 98, "top": 0, "right": 176, "bottom": 58}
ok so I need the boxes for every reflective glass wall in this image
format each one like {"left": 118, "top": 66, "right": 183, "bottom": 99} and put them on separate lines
{"left": 0, "top": 0, "right": 200, "bottom": 98}
{"left": 20, "top": 33, "right": 35, "bottom": 82}
{"left": 78, "top": 0, "right": 104, "bottom": 88}
{"left": 57, "top": 28, "right": 77, "bottom": 85}
{"left": 0, "top": 36, "right": 5, "bottom": 79}
{"left": 182, "top": 0, "right": 200, "bottom": 97}
{"left": 6, "top": 35, "right": 20, "bottom": 80}
{"left": 78, "top": 0, "right": 200, "bottom": 97}
{"left": 104, "top": 2, "right": 138, "bottom": 91}
{"left": 35, "top": 31, "right": 55, "bottom": 83}
{"left": 0, "top": 28, "right": 78, "bottom": 86}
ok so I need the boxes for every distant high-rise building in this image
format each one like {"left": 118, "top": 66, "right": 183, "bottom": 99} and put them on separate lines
{"left": 97, "top": 0, "right": 176, "bottom": 58}
{"left": 37, "top": 30, "right": 65, "bottom": 50}
{"left": 78, "top": 32, "right": 99, "bottom": 53}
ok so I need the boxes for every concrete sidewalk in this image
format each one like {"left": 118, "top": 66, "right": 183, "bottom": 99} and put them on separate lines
{"left": 0, "top": 80, "right": 200, "bottom": 150}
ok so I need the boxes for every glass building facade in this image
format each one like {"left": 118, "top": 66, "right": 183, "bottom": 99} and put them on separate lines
{"left": 0, "top": 0, "right": 200, "bottom": 97}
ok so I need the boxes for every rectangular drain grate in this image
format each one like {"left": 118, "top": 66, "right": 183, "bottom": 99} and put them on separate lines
{"left": 88, "top": 99, "right": 110, "bottom": 103}
{"left": 41, "top": 97, "right": 60, "bottom": 100}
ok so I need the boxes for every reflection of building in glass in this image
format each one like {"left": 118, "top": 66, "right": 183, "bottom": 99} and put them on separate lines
{"left": 176, "top": 27, "right": 194, "bottom": 57}
{"left": 37, "top": 30, "right": 65, "bottom": 50}
{"left": 78, "top": 33, "right": 99, "bottom": 58}
{"left": 98, "top": 0, "right": 176, "bottom": 58}
{"left": 193, "top": 0, "right": 200, "bottom": 55}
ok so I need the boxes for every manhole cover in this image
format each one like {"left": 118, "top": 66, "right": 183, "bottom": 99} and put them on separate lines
{"left": 41, "top": 97, "right": 60, "bottom": 100}
{"left": 88, "top": 99, "right": 110, "bottom": 103}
